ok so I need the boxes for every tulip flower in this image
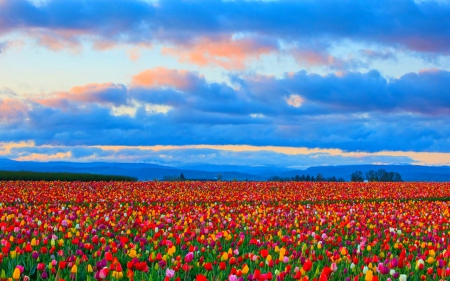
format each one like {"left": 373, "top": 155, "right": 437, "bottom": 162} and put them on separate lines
{"left": 166, "top": 269, "right": 175, "bottom": 278}
{"left": 180, "top": 251, "right": 191, "bottom": 262}
{"left": 303, "top": 259, "right": 313, "bottom": 272}
{"left": 204, "top": 262, "right": 213, "bottom": 271}
{"left": 12, "top": 268, "right": 20, "bottom": 280}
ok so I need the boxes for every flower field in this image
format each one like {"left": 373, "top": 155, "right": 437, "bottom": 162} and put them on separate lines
{"left": 1, "top": 181, "right": 450, "bottom": 281}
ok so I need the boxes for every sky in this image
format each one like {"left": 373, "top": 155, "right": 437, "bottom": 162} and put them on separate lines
{"left": 1, "top": 0, "right": 450, "bottom": 168}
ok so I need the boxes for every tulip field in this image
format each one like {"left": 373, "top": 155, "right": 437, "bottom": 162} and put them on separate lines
{"left": 2, "top": 181, "right": 450, "bottom": 281}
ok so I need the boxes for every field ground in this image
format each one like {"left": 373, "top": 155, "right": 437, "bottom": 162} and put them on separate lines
{"left": 1, "top": 181, "right": 450, "bottom": 280}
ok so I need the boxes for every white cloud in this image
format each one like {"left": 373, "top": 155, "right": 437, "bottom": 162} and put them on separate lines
{"left": 145, "top": 103, "right": 172, "bottom": 114}
{"left": 286, "top": 94, "right": 304, "bottom": 108}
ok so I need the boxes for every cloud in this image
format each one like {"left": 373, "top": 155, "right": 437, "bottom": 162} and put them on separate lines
{"left": 5, "top": 141, "right": 450, "bottom": 167}
{"left": 1, "top": 0, "right": 449, "bottom": 68}
{"left": 285, "top": 94, "right": 304, "bottom": 108}
{"left": 0, "top": 98, "right": 29, "bottom": 124}
{"left": 361, "top": 49, "right": 397, "bottom": 61}
{"left": 34, "top": 83, "right": 128, "bottom": 107}
{"left": 161, "top": 35, "right": 279, "bottom": 69}
{"left": 2, "top": 67, "right": 450, "bottom": 153}
{"left": 291, "top": 48, "right": 367, "bottom": 70}
{"left": 271, "top": 69, "right": 450, "bottom": 115}
{"left": 131, "top": 67, "right": 200, "bottom": 91}
{"left": 0, "top": 41, "right": 7, "bottom": 53}
{"left": 14, "top": 151, "right": 71, "bottom": 161}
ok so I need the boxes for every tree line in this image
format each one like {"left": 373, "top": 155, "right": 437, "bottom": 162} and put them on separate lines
{"left": 0, "top": 170, "right": 137, "bottom": 182}
{"left": 350, "top": 169, "right": 402, "bottom": 182}
{"left": 268, "top": 174, "right": 346, "bottom": 182}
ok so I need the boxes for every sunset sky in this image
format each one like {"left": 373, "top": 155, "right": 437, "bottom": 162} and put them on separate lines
{"left": 1, "top": 0, "right": 450, "bottom": 168}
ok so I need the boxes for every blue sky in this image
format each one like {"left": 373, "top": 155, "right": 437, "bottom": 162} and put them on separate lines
{"left": 1, "top": 0, "right": 450, "bottom": 167}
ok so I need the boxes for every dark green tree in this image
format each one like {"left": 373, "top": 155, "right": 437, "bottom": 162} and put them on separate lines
{"left": 351, "top": 171, "right": 365, "bottom": 182}
{"left": 316, "top": 173, "right": 325, "bottom": 182}
{"left": 365, "top": 170, "right": 378, "bottom": 182}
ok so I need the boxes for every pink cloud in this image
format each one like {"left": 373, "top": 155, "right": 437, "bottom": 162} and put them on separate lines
{"left": 292, "top": 49, "right": 345, "bottom": 68}
{"left": 27, "top": 29, "right": 85, "bottom": 52}
{"left": 291, "top": 48, "right": 365, "bottom": 70}
{"left": 128, "top": 47, "right": 141, "bottom": 61}
{"left": 0, "top": 98, "right": 28, "bottom": 121}
{"left": 162, "top": 36, "right": 277, "bottom": 70}
{"left": 400, "top": 36, "right": 450, "bottom": 53}
{"left": 131, "top": 67, "right": 198, "bottom": 90}
{"left": 418, "top": 68, "right": 441, "bottom": 74}
{"left": 26, "top": 29, "right": 130, "bottom": 52}
{"left": 34, "top": 83, "right": 127, "bottom": 107}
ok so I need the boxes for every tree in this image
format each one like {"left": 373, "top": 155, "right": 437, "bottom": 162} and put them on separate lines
{"left": 316, "top": 173, "right": 325, "bottom": 182}
{"left": 377, "top": 169, "right": 388, "bottom": 181}
{"left": 180, "top": 173, "right": 186, "bottom": 181}
{"left": 351, "top": 171, "right": 364, "bottom": 182}
{"left": 268, "top": 176, "right": 282, "bottom": 182}
{"left": 393, "top": 172, "right": 402, "bottom": 182}
{"left": 365, "top": 169, "right": 403, "bottom": 182}
{"left": 365, "top": 170, "right": 378, "bottom": 182}
{"left": 327, "top": 176, "right": 337, "bottom": 182}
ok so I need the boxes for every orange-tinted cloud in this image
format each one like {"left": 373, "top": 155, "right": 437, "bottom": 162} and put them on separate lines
{"left": 128, "top": 47, "right": 141, "bottom": 61}
{"left": 27, "top": 29, "right": 85, "bottom": 52}
{"left": 292, "top": 49, "right": 344, "bottom": 68}
{"left": 162, "top": 36, "right": 277, "bottom": 70}
{"left": 131, "top": 67, "right": 197, "bottom": 90}
{"left": 34, "top": 83, "right": 127, "bottom": 107}
{"left": 0, "top": 98, "right": 28, "bottom": 121}
{"left": 0, "top": 140, "right": 34, "bottom": 156}
{"left": 13, "top": 151, "right": 72, "bottom": 162}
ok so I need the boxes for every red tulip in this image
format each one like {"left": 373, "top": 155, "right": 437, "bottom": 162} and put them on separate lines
{"left": 196, "top": 274, "right": 207, "bottom": 281}
{"left": 219, "top": 262, "right": 226, "bottom": 270}
{"left": 204, "top": 262, "right": 213, "bottom": 271}
{"left": 303, "top": 259, "right": 313, "bottom": 272}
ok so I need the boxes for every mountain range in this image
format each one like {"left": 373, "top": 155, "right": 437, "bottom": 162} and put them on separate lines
{"left": 1, "top": 158, "right": 450, "bottom": 181}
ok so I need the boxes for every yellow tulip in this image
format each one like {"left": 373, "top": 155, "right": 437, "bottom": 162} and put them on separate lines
{"left": 12, "top": 268, "right": 20, "bottom": 280}
{"left": 221, "top": 252, "right": 229, "bottom": 261}
{"left": 365, "top": 269, "right": 373, "bottom": 281}
{"left": 128, "top": 249, "right": 137, "bottom": 258}
{"left": 242, "top": 264, "right": 249, "bottom": 274}
{"left": 112, "top": 271, "right": 124, "bottom": 279}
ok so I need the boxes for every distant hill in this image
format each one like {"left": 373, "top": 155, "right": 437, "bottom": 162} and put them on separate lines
{"left": 0, "top": 159, "right": 449, "bottom": 181}
{"left": 0, "top": 159, "right": 264, "bottom": 181}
